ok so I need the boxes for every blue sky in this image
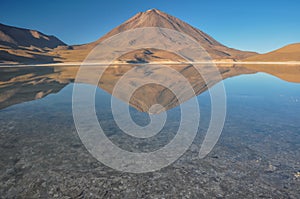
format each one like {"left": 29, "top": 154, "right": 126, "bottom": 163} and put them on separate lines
{"left": 1, "top": 0, "right": 300, "bottom": 53}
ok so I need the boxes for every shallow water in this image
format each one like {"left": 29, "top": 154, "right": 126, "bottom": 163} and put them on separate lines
{"left": 0, "top": 65, "right": 299, "bottom": 198}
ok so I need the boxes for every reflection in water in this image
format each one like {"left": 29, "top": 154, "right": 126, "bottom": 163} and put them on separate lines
{"left": 0, "top": 64, "right": 300, "bottom": 112}
{"left": 236, "top": 64, "right": 300, "bottom": 83}
{"left": 0, "top": 65, "right": 252, "bottom": 113}
{"left": 0, "top": 67, "right": 76, "bottom": 110}
{"left": 98, "top": 64, "right": 253, "bottom": 113}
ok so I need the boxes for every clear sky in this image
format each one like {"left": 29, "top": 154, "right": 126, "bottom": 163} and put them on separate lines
{"left": 1, "top": 0, "right": 300, "bottom": 53}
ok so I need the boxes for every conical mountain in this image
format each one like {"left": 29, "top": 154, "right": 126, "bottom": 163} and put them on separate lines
{"left": 63, "top": 9, "right": 256, "bottom": 62}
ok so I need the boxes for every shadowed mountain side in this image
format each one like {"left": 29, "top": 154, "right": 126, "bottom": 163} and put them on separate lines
{"left": 245, "top": 43, "right": 300, "bottom": 62}
{"left": 116, "top": 48, "right": 187, "bottom": 63}
{"left": 0, "top": 48, "right": 62, "bottom": 64}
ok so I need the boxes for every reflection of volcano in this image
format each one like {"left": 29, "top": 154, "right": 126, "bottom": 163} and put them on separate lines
{"left": 1, "top": 64, "right": 300, "bottom": 112}
{"left": 98, "top": 64, "right": 254, "bottom": 113}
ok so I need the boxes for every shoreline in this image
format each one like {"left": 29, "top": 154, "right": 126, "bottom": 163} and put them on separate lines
{"left": 1, "top": 61, "right": 300, "bottom": 67}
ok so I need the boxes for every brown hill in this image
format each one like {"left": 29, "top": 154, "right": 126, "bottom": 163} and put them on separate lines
{"left": 0, "top": 23, "right": 66, "bottom": 49}
{"left": 0, "top": 23, "right": 67, "bottom": 63}
{"left": 245, "top": 43, "right": 300, "bottom": 62}
{"left": 57, "top": 9, "right": 257, "bottom": 62}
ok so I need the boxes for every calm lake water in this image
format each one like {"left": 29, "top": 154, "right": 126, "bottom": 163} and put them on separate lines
{"left": 0, "top": 65, "right": 299, "bottom": 198}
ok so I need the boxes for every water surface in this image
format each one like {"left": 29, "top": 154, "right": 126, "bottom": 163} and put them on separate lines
{"left": 0, "top": 65, "right": 299, "bottom": 198}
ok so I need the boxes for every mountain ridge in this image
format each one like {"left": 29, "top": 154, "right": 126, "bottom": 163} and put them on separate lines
{"left": 0, "top": 23, "right": 67, "bottom": 63}
{"left": 0, "top": 23, "right": 66, "bottom": 49}
{"left": 1, "top": 9, "right": 300, "bottom": 64}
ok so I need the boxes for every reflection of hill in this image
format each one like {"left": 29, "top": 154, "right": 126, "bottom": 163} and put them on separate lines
{"left": 237, "top": 64, "right": 300, "bottom": 83}
{"left": 0, "top": 67, "right": 76, "bottom": 110}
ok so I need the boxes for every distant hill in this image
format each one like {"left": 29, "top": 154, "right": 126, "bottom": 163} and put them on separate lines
{"left": 0, "top": 23, "right": 67, "bottom": 63}
{"left": 0, "top": 23, "right": 66, "bottom": 48}
{"left": 245, "top": 43, "right": 300, "bottom": 62}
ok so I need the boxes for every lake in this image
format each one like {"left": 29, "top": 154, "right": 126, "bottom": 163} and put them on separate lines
{"left": 0, "top": 64, "right": 299, "bottom": 198}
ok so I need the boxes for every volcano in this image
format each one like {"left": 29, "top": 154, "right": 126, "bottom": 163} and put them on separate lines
{"left": 57, "top": 9, "right": 257, "bottom": 62}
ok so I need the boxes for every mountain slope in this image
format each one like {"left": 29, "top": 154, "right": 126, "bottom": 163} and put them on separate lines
{"left": 0, "top": 23, "right": 67, "bottom": 63}
{"left": 57, "top": 9, "right": 257, "bottom": 62}
{"left": 0, "top": 23, "right": 66, "bottom": 49}
{"left": 245, "top": 43, "right": 300, "bottom": 61}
